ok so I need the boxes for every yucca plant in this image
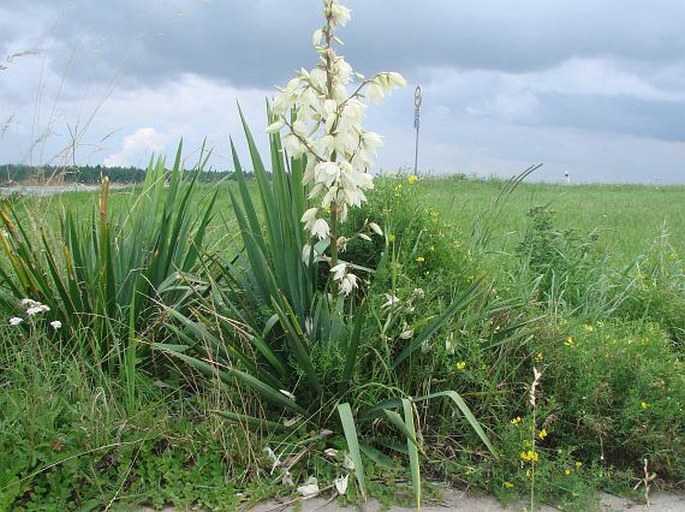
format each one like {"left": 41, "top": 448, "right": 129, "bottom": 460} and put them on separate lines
{"left": 154, "top": 111, "right": 497, "bottom": 507}
{"left": 154, "top": 1, "right": 497, "bottom": 505}
{"left": 0, "top": 142, "right": 217, "bottom": 380}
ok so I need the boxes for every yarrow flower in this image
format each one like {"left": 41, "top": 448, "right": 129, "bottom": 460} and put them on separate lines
{"left": 21, "top": 298, "right": 50, "bottom": 316}
{"left": 9, "top": 317, "right": 23, "bottom": 326}
{"left": 268, "top": 0, "right": 405, "bottom": 294}
{"left": 26, "top": 304, "right": 50, "bottom": 316}
{"left": 50, "top": 320, "right": 62, "bottom": 330}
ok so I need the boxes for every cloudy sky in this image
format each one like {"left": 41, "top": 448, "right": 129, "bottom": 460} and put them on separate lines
{"left": 1, "top": 1, "right": 685, "bottom": 184}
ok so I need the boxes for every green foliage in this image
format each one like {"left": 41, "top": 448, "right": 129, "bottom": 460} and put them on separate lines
{"left": 344, "top": 175, "right": 475, "bottom": 293}
{"left": 3, "top": 159, "right": 685, "bottom": 508}
{"left": 0, "top": 322, "right": 268, "bottom": 511}
{"left": 0, "top": 162, "right": 242, "bottom": 185}
{"left": 536, "top": 319, "right": 685, "bottom": 480}
{"left": 153, "top": 112, "right": 496, "bottom": 508}
{"left": 617, "top": 232, "right": 685, "bottom": 351}
{"left": 516, "top": 205, "right": 600, "bottom": 309}
{"left": 0, "top": 143, "right": 217, "bottom": 375}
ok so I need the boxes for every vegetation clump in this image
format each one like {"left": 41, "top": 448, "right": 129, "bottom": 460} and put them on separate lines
{"left": 0, "top": 0, "right": 684, "bottom": 510}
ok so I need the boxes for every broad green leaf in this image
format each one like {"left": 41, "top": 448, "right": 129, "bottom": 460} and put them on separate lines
{"left": 393, "top": 279, "right": 484, "bottom": 368}
{"left": 402, "top": 399, "right": 421, "bottom": 510}
{"left": 414, "top": 390, "right": 498, "bottom": 458}
{"left": 337, "top": 403, "right": 366, "bottom": 500}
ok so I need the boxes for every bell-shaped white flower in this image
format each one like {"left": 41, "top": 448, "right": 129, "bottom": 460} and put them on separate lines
{"left": 330, "top": 2, "right": 351, "bottom": 26}
{"left": 311, "top": 218, "right": 330, "bottom": 240}
{"left": 339, "top": 272, "right": 358, "bottom": 296}
{"left": 335, "top": 474, "right": 349, "bottom": 495}
{"left": 265, "top": 119, "right": 285, "bottom": 134}
{"left": 381, "top": 293, "right": 400, "bottom": 311}
{"left": 297, "top": 476, "right": 320, "bottom": 497}
{"left": 312, "top": 28, "right": 324, "bottom": 47}
{"left": 330, "top": 262, "right": 347, "bottom": 281}
{"left": 365, "top": 80, "right": 385, "bottom": 103}
{"left": 368, "top": 222, "right": 383, "bottom": 236}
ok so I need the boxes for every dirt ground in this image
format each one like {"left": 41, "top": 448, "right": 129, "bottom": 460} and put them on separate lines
{"left": 246, "top": 489, "right": 685, "bottom": 512}
{"left": 144, "top": 487, "right": 685, "bottom": 511}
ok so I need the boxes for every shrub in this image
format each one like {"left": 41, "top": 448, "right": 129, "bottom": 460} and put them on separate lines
{"left": 617, "top": 232, "right": 685, "bottom": 351}
{"left": 516, "top": 205, "right": 600, "bottom": 309}
{"left": 533, "top": 319, "right": 684, "bottom": 480}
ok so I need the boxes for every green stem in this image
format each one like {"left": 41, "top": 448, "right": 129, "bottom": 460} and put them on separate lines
{"left": 330, "top": 203, "right": 339, "bottom": 294}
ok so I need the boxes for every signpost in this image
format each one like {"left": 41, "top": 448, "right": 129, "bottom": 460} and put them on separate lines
{"left": 413, "top": 84, "right": 422, "bottom": 176}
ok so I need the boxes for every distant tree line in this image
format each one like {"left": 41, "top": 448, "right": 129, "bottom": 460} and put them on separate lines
{"left": 0, "top": 164, "right": 251, "bottom": 186}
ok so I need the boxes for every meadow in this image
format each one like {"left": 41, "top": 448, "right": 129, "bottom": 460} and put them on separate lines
{"left": 1, "top": 1, "right": 683, "bottom": 510}
{"left": 0, "top": 163, "right": 683, "bottom": 511}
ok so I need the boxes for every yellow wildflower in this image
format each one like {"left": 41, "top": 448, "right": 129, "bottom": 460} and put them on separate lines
{"left": 407, "top": 175, "right": 418, "bottom": 184}
{"left": 503, "top": 481, "right": 515, "bottom": 489}
{"left": 511, "top": 416, "right": 522, "bottom": 426}
{"left": 575, "top": 461, "right": 583, "bottom": 469}
{"left": 520, "top": 450, "right": 539, "bottom": 463}
{"left": 534, "top": 352, "right": 544, "bottom": 363}
{"left": 564, "top": 468, "right": 572, "bottom": 475}
{"left": 641, "top": 401, "right": 650, "bottom": 410}
{"left": 564, "top": 336, "right": 575, "bottom": 347}
{"left": 416, "top": 256, "right": 425, "bottom": 263}
{"left": 456, "top": 361, "right": 467, "bottom": 370}
{"left": 538, "top": 429, "right": 548, "bottom": 440}
{"left": 583, "top": 324, "right": 594, "bottom": 333}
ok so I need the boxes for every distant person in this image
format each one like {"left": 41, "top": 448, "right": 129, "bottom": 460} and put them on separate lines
{"left": 564, "top": 171, "right": 570, "bottom": 185}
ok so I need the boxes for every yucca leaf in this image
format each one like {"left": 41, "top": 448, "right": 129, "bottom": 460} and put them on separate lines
{"left": 359, "top": 444, "right": 402, "bottom": 471}
{"left": 337, "top": 403, "right": 366, "bottom": 500}
{"left": 271, "top": 296, "right": 321, "bottom": 393}
{"left": 402, "top": 399, "right": 422, "bottom": 510}
{"left": 381, "top": 408, "right": 423, "bottom": 454}
{"left": 342, "top": 299, "right": 368, "bottom": 385}
{"left": 414, "top": 390, "right": 498, "bottom": 458}
{"left": 392, "top": 278, "right": 484, "bottom": 368}
{"left": 153, "top": 343, "right": 306, "bottom": 415}
{"left": 215, "top": 410, "right": 285, "bottom": 432}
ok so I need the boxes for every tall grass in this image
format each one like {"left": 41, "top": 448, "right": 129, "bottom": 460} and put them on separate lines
{"left": 0, "top": 143, "right": 217, "bottom": 382}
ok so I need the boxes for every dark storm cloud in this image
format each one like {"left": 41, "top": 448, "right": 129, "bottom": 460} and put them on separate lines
{"left": 5, "top": 1, "right": 685, "bottom": 89}
{"left": 2, "top": 1, "right": 685, "bottom": 181}
{"left": 531, "top": 93, "right": 685, "bottom": 142}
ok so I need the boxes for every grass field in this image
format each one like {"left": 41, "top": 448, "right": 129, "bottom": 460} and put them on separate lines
{"left": 1, "top": 173, "right": 683, "bottom": 511}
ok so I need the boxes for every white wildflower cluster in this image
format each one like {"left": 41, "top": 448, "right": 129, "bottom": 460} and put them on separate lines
{"left": 21, "top": 298, "right": 50, "bottom": 316}
{"left": 8, "top": 298, "right": 61, "bottom": 330}
{"left": 267, "top": 0, "right": 406, "bottom": 294}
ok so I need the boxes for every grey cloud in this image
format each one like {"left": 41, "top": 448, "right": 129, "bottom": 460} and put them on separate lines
{"left": 5, "top": 1, "right": 685, "bottom": 91}
{"left": 531, "top": 93, "right": 685, "bottom": 142}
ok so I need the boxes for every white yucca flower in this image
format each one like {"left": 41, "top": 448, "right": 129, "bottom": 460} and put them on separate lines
{"left": 381, "top": 293, "right": 400, "bottom": 311}
{"left": 266, "top": 0, "right": 404, "bottom": 294}
{"left": 335, "top": 474, "right": 349, "bottom": 495}
{"left": 297, "top": 476, "right": 320, "bottom": 497}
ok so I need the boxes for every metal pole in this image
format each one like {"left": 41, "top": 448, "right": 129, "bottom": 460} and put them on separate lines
{"left": 413, "top": 84, "right": 422, "bottom": 176}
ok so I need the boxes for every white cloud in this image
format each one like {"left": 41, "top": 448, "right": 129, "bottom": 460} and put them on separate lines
{"left": 103, "top": 127, "right": 176, "bottom": 167}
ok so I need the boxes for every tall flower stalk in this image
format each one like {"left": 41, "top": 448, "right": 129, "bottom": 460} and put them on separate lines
{"left": 267, "top": 0, "right": 405, "bottom": 294}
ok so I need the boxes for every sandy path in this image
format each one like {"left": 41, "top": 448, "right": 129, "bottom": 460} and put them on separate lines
{"left": 141, "top": 488, "right": 685, "bottom": 511}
